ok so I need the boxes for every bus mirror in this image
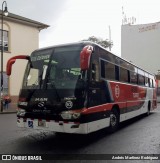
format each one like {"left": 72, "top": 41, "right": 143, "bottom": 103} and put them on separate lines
{"left": 6, "top": 55, "right": 30, "bottom": 76}
{"left": 6, "top": 59, "right": 16, "bottom": 76}
{"left": 80, "top": 45, "right": 93, "bottom": 70}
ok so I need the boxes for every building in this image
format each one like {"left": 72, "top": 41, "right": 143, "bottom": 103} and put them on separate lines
{"left": 0, "top": 11, "right": 49, "bottom": 104}
{"left": 121, "top": 22, "right": 160, "bottom": 101}
{"left": 121, "top": 22, "right": 160, "bottom": 74}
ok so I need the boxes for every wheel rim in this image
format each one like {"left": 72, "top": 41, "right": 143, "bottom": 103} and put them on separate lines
{"left": 110, "top": 113, "right": 117, "bottom": 127}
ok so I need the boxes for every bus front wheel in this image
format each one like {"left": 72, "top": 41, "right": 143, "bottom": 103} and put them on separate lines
{"left": 108, "top": 109, "right": 119, "bottom": 133}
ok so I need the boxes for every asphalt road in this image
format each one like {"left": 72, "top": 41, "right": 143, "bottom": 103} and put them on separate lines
{"left": 0, "top": 105, "right": 160, "bottom": 162}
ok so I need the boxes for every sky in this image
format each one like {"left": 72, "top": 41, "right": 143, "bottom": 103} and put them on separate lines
{"left": 4, "top": 0, "right": 160, "bottom": 56}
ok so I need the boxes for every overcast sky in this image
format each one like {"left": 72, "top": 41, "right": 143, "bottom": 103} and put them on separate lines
{"left": 4, "top": 0, "right": 160, "bottom": 56}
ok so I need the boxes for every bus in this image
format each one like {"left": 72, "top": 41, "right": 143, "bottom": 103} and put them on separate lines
{"left": 7, "top": 41, "right": 157, "bottom": 134}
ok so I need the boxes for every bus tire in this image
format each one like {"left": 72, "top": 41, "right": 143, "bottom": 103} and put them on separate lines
{"left": 146, "top": 101, "right": 151, "bottom": 116}
{"left": 108, "top": 108, "right": 119, "bottom": 133}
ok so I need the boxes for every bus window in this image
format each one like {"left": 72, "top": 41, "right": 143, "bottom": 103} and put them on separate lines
{"left": 138, "top": 74, "right": 145, "bottom": 86}
{"left": 130, "top": 71, "right": 138, "bottom": 84}
{"left": 119, "top": 67, "right": 128, "bottom": 83}
{"left": 105, "top": 61, "right": 115, "bottom": 80}
{"left": 153, "top": 79, "right": 156, "bottom": 88}
{"left": 91, "top": 63, "right": 96, "bottom": 81}
{"left": 145, "top": 77, "right": 149, "bottom": 87}
{"left": 101, "top": 60, "right": 105, "bottom": 78}
{"left": 27, "top": 68, "right": 39, "bottom": 86}
{"left": 150, "top": 79, "right": 153, "bottom": 88}
{"left": 148, "top": 78, "right": 151, "bottom": 87}
{"left": 115, "top": 65, "right": 119, "bottom": 81}
{"left": 100, "top": 60, "right": 115, "bottom": 80}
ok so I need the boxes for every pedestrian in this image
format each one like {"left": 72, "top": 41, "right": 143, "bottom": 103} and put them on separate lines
{"left": 3, "top": 95, "right": 11, "bottom": 109}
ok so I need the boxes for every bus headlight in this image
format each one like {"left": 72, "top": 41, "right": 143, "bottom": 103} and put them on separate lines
{"left": 17, "top": 109, "right": 26, "bottom": 117}
{"left": 60, "top": 111, "right": 81, "bottom": 120}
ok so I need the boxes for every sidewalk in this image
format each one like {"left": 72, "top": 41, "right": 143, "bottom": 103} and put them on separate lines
{"left": 0, "top": 103, "right": 17, "bottom": 114}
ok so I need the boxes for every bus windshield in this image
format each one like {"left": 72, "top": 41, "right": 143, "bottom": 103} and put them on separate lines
{"left": 22, "top": 45, "right": 85, "bottom": 92}
{"left": 22, "top": 48, "right": 53, "bottom": 89}
{"left": 47, "top": 46, "right": 82, "bottom": 90}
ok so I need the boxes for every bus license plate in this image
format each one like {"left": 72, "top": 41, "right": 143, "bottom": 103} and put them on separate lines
{"left": 38, "top": 120, "right": 46, "bottom": 127}
{"left": 28, "top": 120, "right": 33, "bottom": 128}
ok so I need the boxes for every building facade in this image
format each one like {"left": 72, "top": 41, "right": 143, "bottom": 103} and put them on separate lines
{"left": 121, "top": 22, "right": 160, "bottom": 101}
{"left": 0, "top": 11, "right": 49, "bottom": 103}
{"left": 121, "top": 22, "right": 160, "bottom": 74}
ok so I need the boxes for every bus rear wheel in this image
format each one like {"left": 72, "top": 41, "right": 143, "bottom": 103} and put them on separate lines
{"left": 108, "top": 109, "right": 119, "bottom": 133}
{"left": 146, "top": 101, "right": 151, "bottom": 116}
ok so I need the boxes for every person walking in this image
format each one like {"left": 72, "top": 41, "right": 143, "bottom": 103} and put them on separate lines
{"left": 3, "top": 95, "right": 11, "bottom": 109}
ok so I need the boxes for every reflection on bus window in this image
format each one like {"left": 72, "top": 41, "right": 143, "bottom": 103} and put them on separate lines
{"left": 120, "top": 67, "right": 128, "bottom": 82}
{"left": 27, "top": 68, "right": 39, "bottom": 86}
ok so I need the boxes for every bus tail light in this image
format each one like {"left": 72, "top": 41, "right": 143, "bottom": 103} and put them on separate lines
{"left": 60, "top": 111, "right": 81, "bottom": 120}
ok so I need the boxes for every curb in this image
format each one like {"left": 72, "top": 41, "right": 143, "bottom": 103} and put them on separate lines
{"left": 0, "top": 103, "right": 18, "bottom": 114}
{"left": 0, "top": 111, "right": 17, "bottom": 114}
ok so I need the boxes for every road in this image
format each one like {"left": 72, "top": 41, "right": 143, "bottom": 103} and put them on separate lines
{"left": 0, "top": 105, "right": 160, "bottom": 162}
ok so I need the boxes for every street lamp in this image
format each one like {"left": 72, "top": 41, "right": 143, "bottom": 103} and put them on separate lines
{"left": 1, "top": 1, "right": 8, "bottom": 112}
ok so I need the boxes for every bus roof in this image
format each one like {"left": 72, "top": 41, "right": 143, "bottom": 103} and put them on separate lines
{"left": 32, "top": 41, "right": 155, "bottom": 77}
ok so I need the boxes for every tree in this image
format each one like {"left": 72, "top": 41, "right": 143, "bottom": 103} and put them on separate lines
{"left": 83, "top": 36, "right": 113, "bottom": 49}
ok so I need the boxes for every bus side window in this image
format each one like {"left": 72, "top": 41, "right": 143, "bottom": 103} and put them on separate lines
{"left": 91, "top": 63, "right": 99, "bottom": 81}
{"left": 148, "top": 78, "right": 151, "bottom": 87}
{"left": 148, "top": 78, "right": 154, "bottom": 87}
{"left": 145, "top": 77, "right": 149, "bottom": 87}
{"left": 151, "top": 79, "right": 154, "bottom": 88}
{"left": 92, "top": 63, "right": 96, "bottom": 80}
{"left": 150, "top": 79, "right": 153, "bottom": 87}
{"left": 153, "top": 79, "right": 156, "bottom": 88}
{"left": 130, "top": 71, "right": 138, "bottom": 84}
{"left": 119, "top": 67, "right": 128, "bottom": 83}
{"left": 138, "top": 74, "right": 145, "bottom": 86}
{"left": 101, "top": 60, "right": 105, "bottom": 78}
{"left": 100, "top": 60, "right": 116, "bottom": 81}
{"left": 115, "top": 65, "right": 119, "bottom": 81}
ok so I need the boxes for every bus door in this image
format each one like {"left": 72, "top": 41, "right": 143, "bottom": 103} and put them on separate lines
{"left": 88, "top": 60, "right": 109, "bottom": 107}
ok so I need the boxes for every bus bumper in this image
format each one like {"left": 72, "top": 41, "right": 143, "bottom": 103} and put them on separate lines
{"left": 17, "top": 117, "right": 88, "bottom": 134}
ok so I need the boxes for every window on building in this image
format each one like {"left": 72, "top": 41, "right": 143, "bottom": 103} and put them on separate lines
{"left": 0, "top": 72, "right": 9, "bottom": 95}
{"left": 0, "top": 30, "right": 9, "bottom": 51}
